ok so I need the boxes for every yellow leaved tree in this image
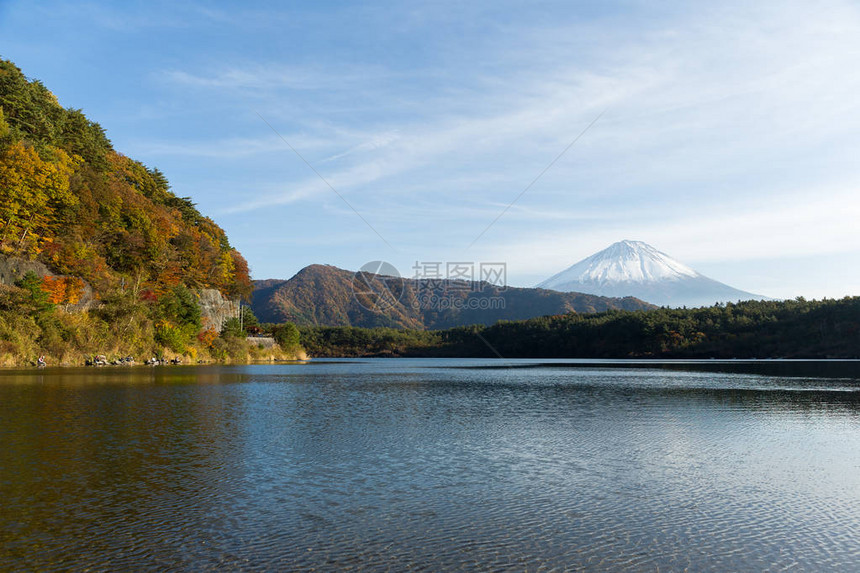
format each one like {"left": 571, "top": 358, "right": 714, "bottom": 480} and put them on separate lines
{"left": 0, "top": 140, "right": 80, "bottom": 255}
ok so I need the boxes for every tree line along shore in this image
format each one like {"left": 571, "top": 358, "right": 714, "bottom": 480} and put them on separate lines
{"left": 298, "top": 297, "right": 860, "bottom": 359}
{"left": 8, "top": 287, "right": 858, "bottom": 366}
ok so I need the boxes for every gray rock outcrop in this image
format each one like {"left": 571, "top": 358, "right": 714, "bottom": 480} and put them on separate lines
{"left": 0, "top": 255, "right": 94, "bottom": 311}
{"left": 197, "top": 288, "right": 238, "bottom": 332}
{"left": 0, "top": 256, "right": 52, "bottom": 285}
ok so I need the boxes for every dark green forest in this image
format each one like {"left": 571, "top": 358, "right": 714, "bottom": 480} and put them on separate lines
{"left": 298, "top": 297, "right": 860, "bottom": 359}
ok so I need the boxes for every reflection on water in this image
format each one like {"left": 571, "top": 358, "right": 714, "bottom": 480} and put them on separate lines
{"left": 1, "top": 360, "right": 859, "bottom": 571}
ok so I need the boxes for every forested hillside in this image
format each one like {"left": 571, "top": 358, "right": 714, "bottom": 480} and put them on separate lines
{"left": 0, "top": 59, "right": 299, "bottom": 365}
{"left": 0, "top": 59, "right": 250, "bottom": 298}
{"left": 252, "top": 264, "right": 655, "bottom": 329}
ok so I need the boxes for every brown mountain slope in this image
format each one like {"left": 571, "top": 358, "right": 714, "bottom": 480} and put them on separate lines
{"left": 251, "top": 264, "right": 655, "bottom": 329}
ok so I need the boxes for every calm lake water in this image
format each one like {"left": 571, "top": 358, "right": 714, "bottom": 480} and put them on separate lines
{"left": 1, "top": 359, "right": 859, "bottom": 571}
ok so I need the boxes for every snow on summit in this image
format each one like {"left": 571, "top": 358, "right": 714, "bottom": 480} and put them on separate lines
{"left": 545, "top": 240, "right": 699, "bottom": 286}
{"left": 538, "top": 240, "right": 768, "bottom": 308}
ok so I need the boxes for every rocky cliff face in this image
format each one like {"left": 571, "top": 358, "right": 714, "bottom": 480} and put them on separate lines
{"left": 1, "top": 256, "right": 238, "bottom": 326}
{"left": 0, "top": 255, "right": 95, "bottom": 312}
{"left": 0, "top": 256, "right": 52, "bottom": 286}
{"left": 197, "top": 288, "right": 238, "bottom": 332}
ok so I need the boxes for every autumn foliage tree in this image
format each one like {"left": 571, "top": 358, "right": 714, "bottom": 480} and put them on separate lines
{"left": 40, "top": 275, "right": 85, "bottom": 305}
{"left": 0, "top": 141, "right": 79, "bottom": 255}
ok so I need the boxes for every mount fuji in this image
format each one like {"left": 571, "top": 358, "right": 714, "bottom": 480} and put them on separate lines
{"left": 537, "top": 240, "right": 768, "bottom": 308}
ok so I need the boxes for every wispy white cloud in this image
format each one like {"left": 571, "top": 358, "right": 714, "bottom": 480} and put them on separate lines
{"left": 319, "top": 131, "right": 401, "bottom": 163}
{"left": 30, "top": 1, "right": 228, "bottom": 31}
{"left": 130, "top": 134, "right": 338, "bottom": 159}
{"left": 162, "top": 63, "right": 397, "bottom": 93}
{"left": 482, "top": 181, "right": 860, "bottom": 278}
{"left": 213, "top": 0, "right": 860, "bottom": 215}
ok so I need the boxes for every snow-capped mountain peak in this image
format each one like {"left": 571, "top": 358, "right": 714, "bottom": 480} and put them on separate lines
{"left": 537, "top": 240, "right": 767, "bottom": 308}
{"left": 540, "top": 240, "right": 699, "bottom": 287}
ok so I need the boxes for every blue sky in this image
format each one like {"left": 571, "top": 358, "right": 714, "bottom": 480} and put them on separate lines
{"left": 2, "top": 0, "right": 859, "bottom": 299}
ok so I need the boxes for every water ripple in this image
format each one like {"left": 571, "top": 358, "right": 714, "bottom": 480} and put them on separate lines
{"left": 1, "top": 361, "right": 859, "bottom": 570}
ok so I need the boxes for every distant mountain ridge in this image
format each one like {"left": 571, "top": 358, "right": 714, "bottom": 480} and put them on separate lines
{"left": 251, "top": 264, "right": 655, "bottom": 329}
{"left": 538, "top": 240, "right": 768, "bottom": 308}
